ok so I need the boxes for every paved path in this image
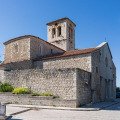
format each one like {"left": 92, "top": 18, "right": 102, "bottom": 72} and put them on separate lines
{"left": 6, "top": 102, "right": 120, "bottom": 120}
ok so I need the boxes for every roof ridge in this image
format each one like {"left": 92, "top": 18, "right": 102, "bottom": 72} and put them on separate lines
{"left": 40, "top": 47, "right": 98, "bottom": 60}
{"left": 65, "top": 47, "right": 97, "bottom": 52}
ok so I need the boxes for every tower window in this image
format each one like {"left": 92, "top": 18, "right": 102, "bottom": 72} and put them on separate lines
{"left": 57, "top": 26, "right": 61, "bottom": 36}
{"left": 69, "top": 27, "right": 73, "bottom": 39}
{"left": 52, "top": 28, "right": 56, "bottom": 38}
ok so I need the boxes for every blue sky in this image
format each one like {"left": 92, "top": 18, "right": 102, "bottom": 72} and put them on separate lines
{"left": 0, "top": 0, "right": 120, "bottom": 86}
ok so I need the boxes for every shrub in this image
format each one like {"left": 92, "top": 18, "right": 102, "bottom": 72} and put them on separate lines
{"left": 12, "top": 87, "right": 31, "bottom": 94}
{"left": 0, "top": 83, "right": 14, "bottom": 92}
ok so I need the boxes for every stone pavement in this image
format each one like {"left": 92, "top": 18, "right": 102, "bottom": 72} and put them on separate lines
{"left": 6, "top": 99, "right": 120, "bottom": 120}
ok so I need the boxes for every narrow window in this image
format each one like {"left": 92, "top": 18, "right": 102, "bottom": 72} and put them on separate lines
{"left": 69, "top": 27, "right": 73, "bottom": 39}
{"left": 100, "top": 76, "right": 102, "bottom": 87}
{"left": 57, "top": 26, "right": 61, "bottom": 36}
{"left": 38, "top": 45, "right": 41, "bottom": 54}
{"left": 69, "top": 27, "right": 71, "bottom": 38}
{"left": 90, "top": 74, "right": 92, "bottom": 80}
{"left": 99, "top": 51, "right": 101, "bottom": 62}
{"left": 71, "top": 28, "right": 73, "bottom": 39}
{"left": 105, "top": 57, "right": 108, "bottom": 67}
{"left": 113, "top": 74, "right": 115, "bottom": 78}
{"left": 96, "top": 67, "right": 98, "bottom": 73}
{"left": 52, "top": 28, "right": 56, "bottom": 38}
{"left": 51, "top": 49, "right": 53, "bottom": 54}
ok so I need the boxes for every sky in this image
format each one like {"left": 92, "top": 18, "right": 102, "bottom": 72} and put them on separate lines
{"left": 0, "top": 0, "right": 120, "bottom": 86}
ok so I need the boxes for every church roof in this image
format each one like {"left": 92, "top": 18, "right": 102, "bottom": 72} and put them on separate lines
{"left": 42, "top": 48, "right": 98, "bottom": 60}
{"left": 3, "top": 35, "right": 65, "bottom": 51}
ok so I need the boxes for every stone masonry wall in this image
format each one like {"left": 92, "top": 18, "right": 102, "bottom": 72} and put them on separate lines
{"left": 4, "top": 60, "right": 33, "bottom": 71}
{"left": 76, "top": 69, "right": 91, "bottom": 106}
{"left": 4, "top": 36, "right": 64, "bottom": 66}
{"left": 0, "top": 70, "right": 5, "bottom": 83}
{"left": 91, "top": 50, "right": 101, "bottom": 102}
{"left": 91, "top": 44, "right": 116, "bottom": 102}
{"left": 0, "top": 68, "right": 91, "bottom": 107}
{"left": 4, "top": 68, "right": 77, "bottom": 100}
{"left": 42, "top": 54, "right": 91, "bottom": 72}
{"left": 99, "top": 44, "right": 116, "bottom": 99}
{"left": 0, "top": 93, "right": 77, "bottom": 108}
{"left": 4, "top": 38, "right": 31, "bottom": 64}
{"left": 30, "top": 37, "right": 64, "bottom": 60}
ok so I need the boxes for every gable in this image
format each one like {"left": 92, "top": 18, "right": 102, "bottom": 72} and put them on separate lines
{"left": 97, "top": 42, "right": 112, "bottom": 59}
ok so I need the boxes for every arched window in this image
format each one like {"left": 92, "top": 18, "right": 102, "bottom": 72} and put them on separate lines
{"left": 69, "top": 27, "right": 73, "bottom": 39}
{"left": 52, "top": 28, "right": 56, "bottom": 38}
{"left": 105, "top": 57, "right": 108, "bottom": 67}
{"left": 57, "top": 26, "right": 61, "bottom": 36}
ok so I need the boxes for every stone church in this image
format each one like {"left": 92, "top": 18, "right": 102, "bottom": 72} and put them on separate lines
{"left": 0, "top": 18, "right": 116, "bottom": 107}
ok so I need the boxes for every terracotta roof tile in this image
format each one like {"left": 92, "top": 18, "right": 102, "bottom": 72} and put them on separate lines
{"left": 42, "top": 48, "right": 98, "bottom": 60}
{"left": 1, "top": 48, "right": 99, "bottom": 65}
{"left": 3, "top": 35, "right": 65, "bottom": 52}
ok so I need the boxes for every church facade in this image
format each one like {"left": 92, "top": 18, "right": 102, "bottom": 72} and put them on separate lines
{"left": 0, "top": 18, "right": 116, "bottom": 107}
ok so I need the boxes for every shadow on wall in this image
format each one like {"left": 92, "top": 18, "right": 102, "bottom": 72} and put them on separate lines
{"left": 7, "top": 116, "right": 23, "bottom": 120}
{"left": 81, "top": 99, "right": 120, "bottom": 111}
{"left": 103, "top": 103, "right": 120, "bottom": 111}
{"left": 9, "top": 119, "right": 23, "bottom": 120}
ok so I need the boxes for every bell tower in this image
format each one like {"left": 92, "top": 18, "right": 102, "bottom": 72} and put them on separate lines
{"left": 47, "top": 18, "right": 76, "bottom": 51}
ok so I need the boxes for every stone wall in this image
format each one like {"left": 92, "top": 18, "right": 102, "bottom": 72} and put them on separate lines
{"left": 0, "top": 68, "right": 91, "bottom": 107}
{"left": 0, "top": 70, "right": 5, "bottom": 83}
{"left": 0, "top": 93, "right": 77, "bottom": 108}
{"left": 4, "top": 36, "right": 64, "bottom": 65}
{"left": 4, "top": 38, "right": 31, "bottom": 64}
{"left": 30, "top": 37, "right": 64, "bottom": 60}
{"left": 99, "top": 44, "right": 115, "bottom": 79}
{"left": 42, "top": 54, "right": 92, "bottom": 72}
{"left": 76, "top": 69, "right": 92, "bottom": 105}
{"left": 4, "top": 68, "right": 77, "bottom": 100}
{"left": 99, "top": 44, "right": 116, "bottom": 100}
{"left": 91, "top": 50, "right": 101, "bottom": 102}
{"left": 91, "top": 44, "right": 116, "bottom": 102}
{"left": 4, "top": 60, "right": 33, "bottom": 71}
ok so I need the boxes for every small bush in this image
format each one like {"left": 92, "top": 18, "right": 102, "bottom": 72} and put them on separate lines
{"left": 12, "top": 87, "right": 31, "bottom": 94}
{"left": 0, "top": 83, "right": 14, "bottom": 92}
